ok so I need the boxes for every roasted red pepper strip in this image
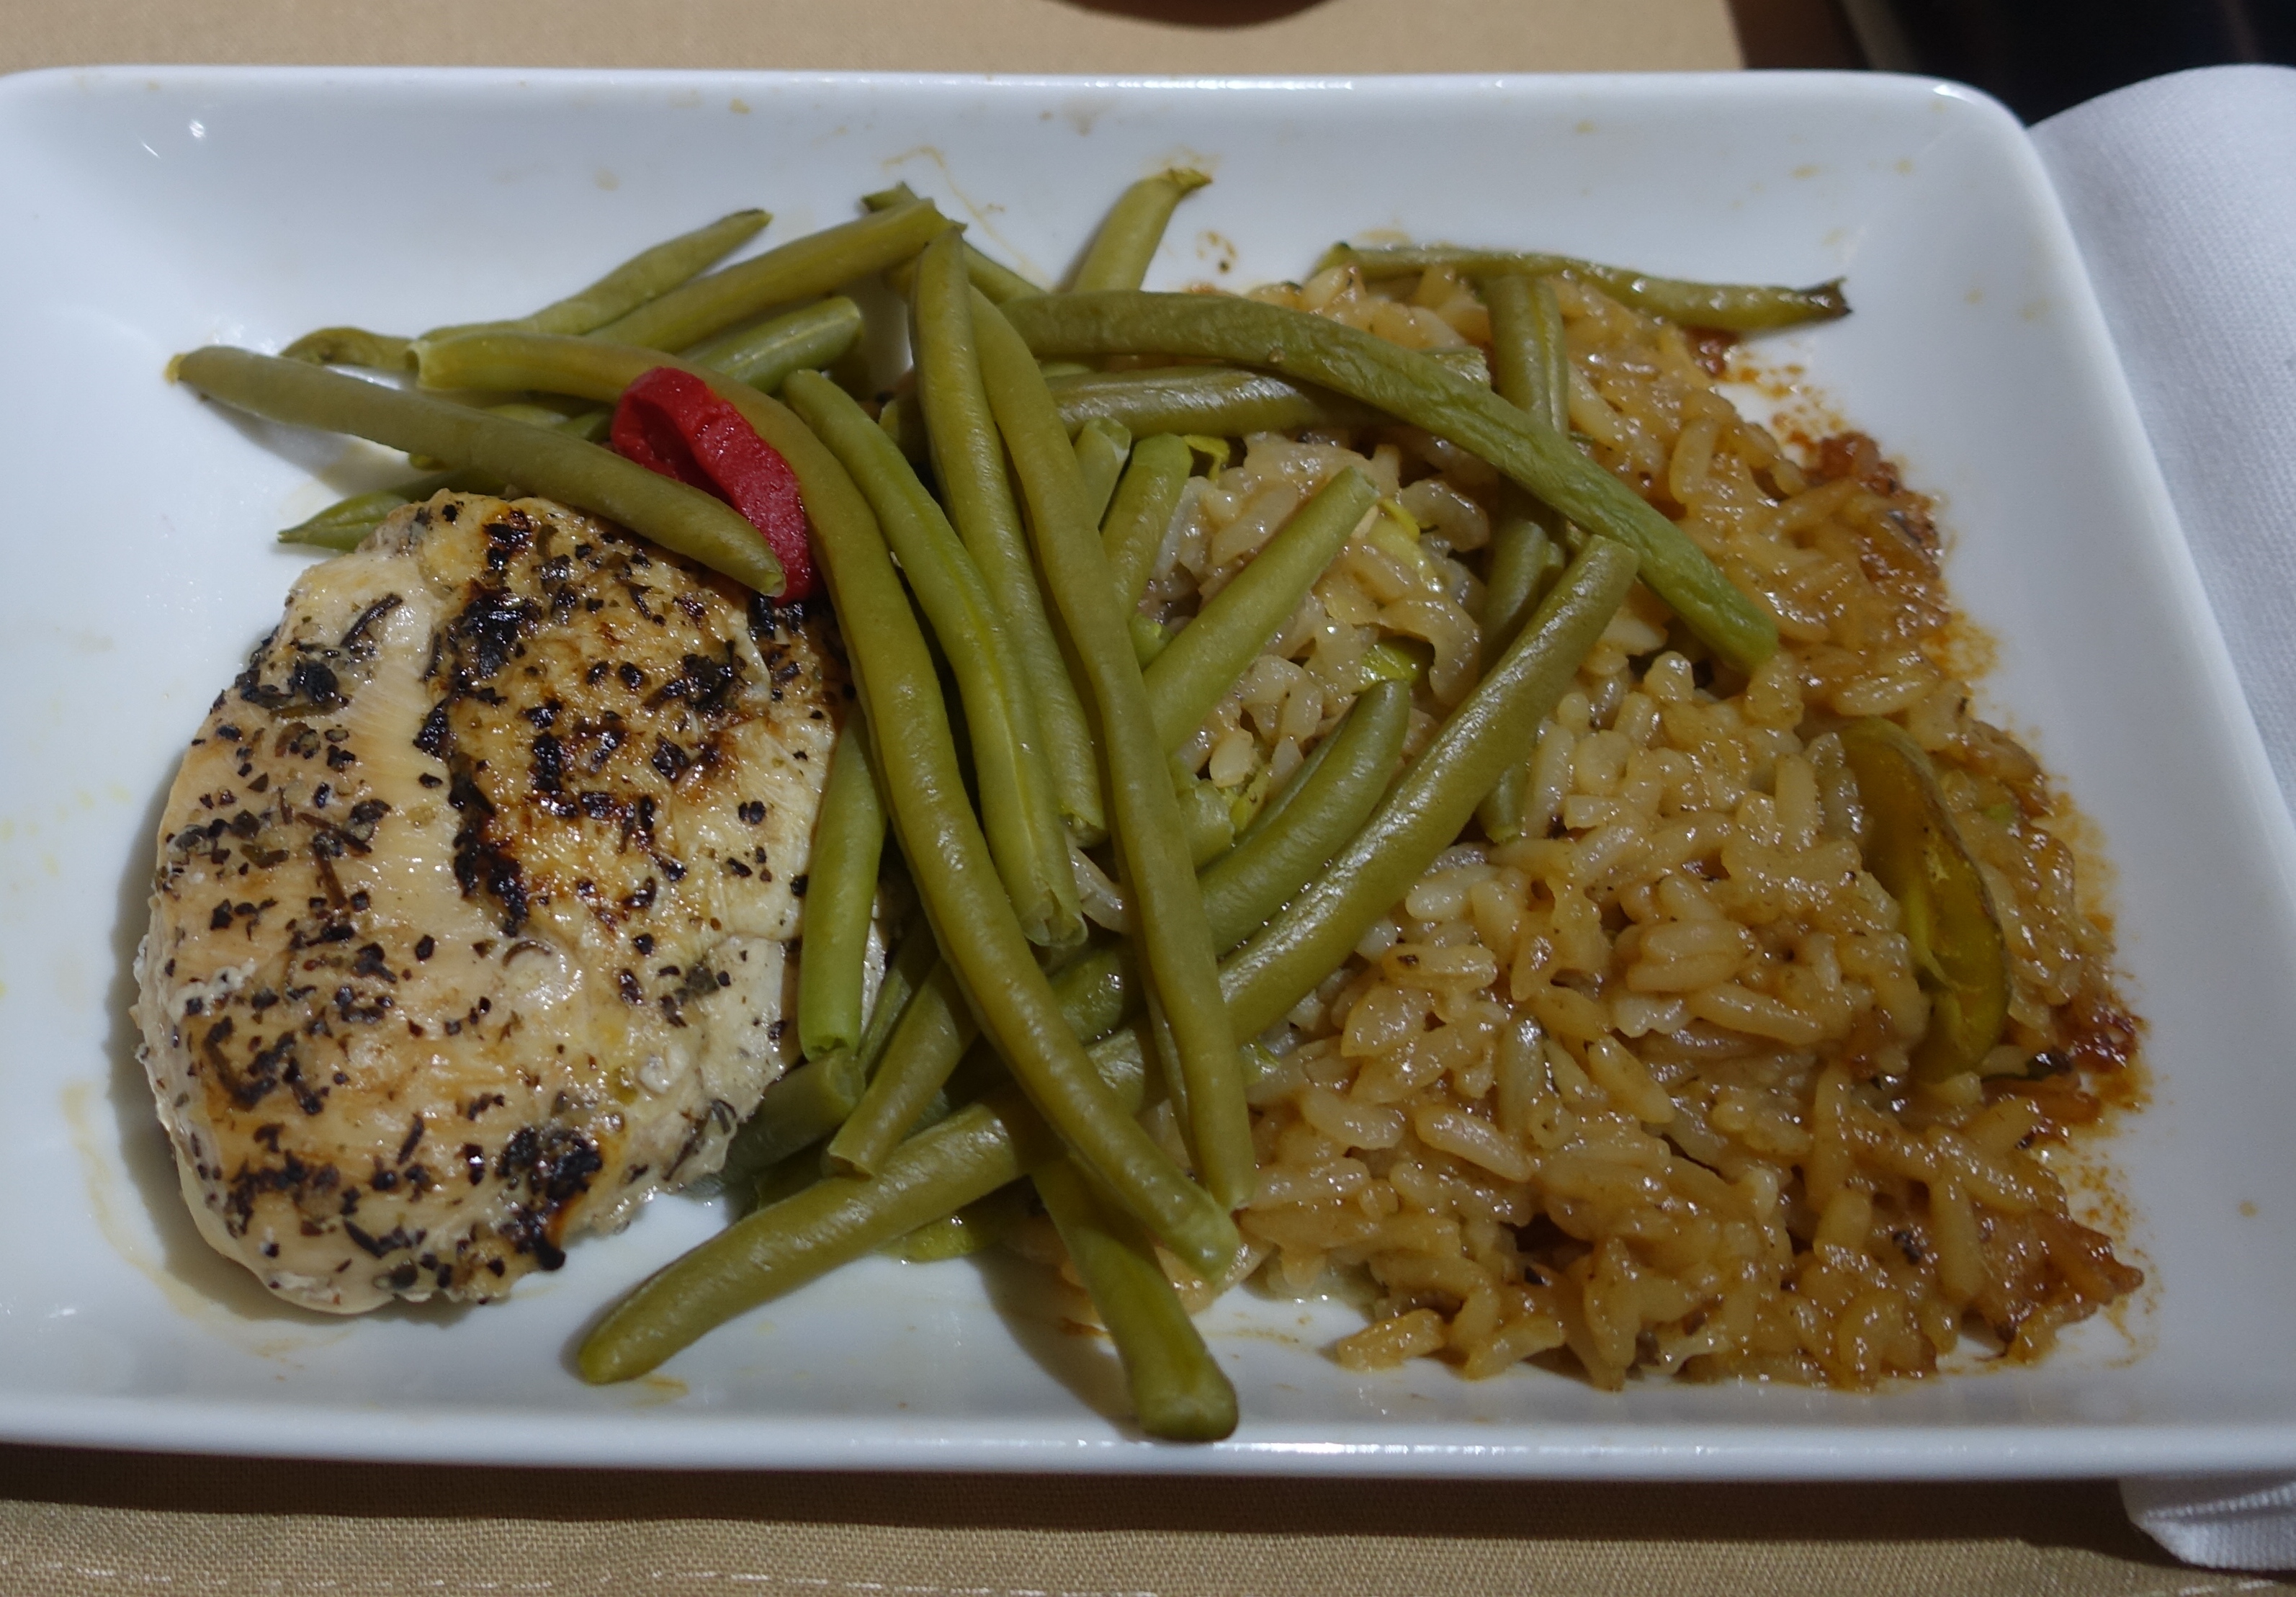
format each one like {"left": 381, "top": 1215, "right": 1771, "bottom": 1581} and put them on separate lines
{"left": 611, "top": 365, "right": 815, "bottom": 599}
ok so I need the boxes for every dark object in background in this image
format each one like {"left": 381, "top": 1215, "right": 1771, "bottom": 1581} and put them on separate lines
{"left": 1831, "top": 0, "right": 2296, "bottom": 121}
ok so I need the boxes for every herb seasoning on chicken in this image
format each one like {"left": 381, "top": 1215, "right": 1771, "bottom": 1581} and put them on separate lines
{"left": 134, "top": 491, "right": 843, "bottom": 1312}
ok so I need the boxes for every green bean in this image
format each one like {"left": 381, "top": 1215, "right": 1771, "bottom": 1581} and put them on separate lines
{"left": 175, "top": 347, "right": 784, "bottom": 594}
{"left": 584, "top": 1014, "right": 1154, "bottom": 1384}
{"left": 1045, "top": 350, "right": 1485, "bottom": 439}
{"left": 281, "top": 211, "right": 773, "bottom": 370}
{"left": 1049, "top": 366, "right": 1371, "bottom": 439}
{"left": 1072, "top": 169, "right": 1210, "bottom": 295}
{"left": 1484, "top": 274, "right": 1566, "bottom": 432}
{"left": 1100, "top": 433, "right": 1194, "bottom": 614}
{"left": 1073, "top": 416, "right": 1132, "bottom": 528}
{"left": 279, "top": 488, "right": 419, "bottom": 550}
{"left": 1234, "top": 695, "right": 1343, "bottom": 848}
{"left": 717, "top": 377, "right": 1235, "bottom": 1279}
{"left": 1003, "top": 291, "right": 1775, "bottom": 672}
{"left": 279, "top": 327, "right": 412, "bottom": 369}
{"left": 835, "top": 678, "right": 1404, "bottom": 1181}
{"left": 414, "top": 302, "right": 861, "bottom": 405}
{"left": 1318, "top": 243, "right": 1851, "bottom": 332}
{"left": 1427, "top": 344, "right": 1495, "bottom": 386}
{"left": 719, "top": 916, "right": 942, "bottom": 1199}
{"left": 972, "top": 290, "right": 1255, "bottom": 1214}
{"left": 677, "top": 297, "right": 869, "bottom": 388}
{"left": 912, "top": 231, "right": 1106, "bottom": 840}
{"left": 1131, "top": 616, "right": 1170, "bottom": 668}
{"left": 831, "top": 916, "right": 1146, "bottom": 1186}
{"left": 1198, "top": 679, "right": 1409, "bottom": 952}
{"left": 864, "top": 182, "right": 1044, "bottom": 303}
{"left": 582, "top": 1099, "right": 1055, "bottom": 1382}
{"left": 853, "top": 917, "right": 941, "bottom": 1085}
{"left": 825, "top": 957, "right": 977, "bottom": 1179}
{"left": 894, "top": 1183, "right": 1032, "bottom": 1262}
{"left": 719, "top": 1057, "right": 861, "bottom": 1198}
{"left": 1219, "top": 540, "right": 1639, "bottom": 1037}
{"left": 597, "top": 199, "right": 947, "bottom": 354}
{"left": 1143, "top": 468, "right": 1376, "bottom": 753}
{"left": 796, "top": 707, "right": 887, "bottom": 1061}
{"left": 421, "top": 209, "right": 769, "bottom": 342}
{"left": 784, "top": 370, "right": 1082, "bottom": 951}
{"left": 1033, "top": 1155, "right": 1237, "bottom": 1441}
{"left": 1477, "top": 272, "right": 1572, "bottom": 844}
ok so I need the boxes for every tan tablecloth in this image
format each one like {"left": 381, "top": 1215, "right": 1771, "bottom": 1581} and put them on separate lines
{"left": 0, "top": 1, "right": 2283, "bottom": 1591}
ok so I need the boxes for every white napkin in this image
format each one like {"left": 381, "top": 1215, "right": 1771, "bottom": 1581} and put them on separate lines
{"left": 2031, "top": 65, "right": 2296, "bottom": 1573}
{"left": 2032, "top": 65, "right": 2296, "bottom": 818}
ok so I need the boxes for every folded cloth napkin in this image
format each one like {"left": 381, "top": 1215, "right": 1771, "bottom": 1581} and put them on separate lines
{"left": 2031, "top": 63, "right": 2296, "bottom": 1573}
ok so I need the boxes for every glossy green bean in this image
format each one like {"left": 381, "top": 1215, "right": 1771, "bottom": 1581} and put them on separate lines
{"left": 1484, "top": 272, "right": 1567, "bottom": 434}
{"left": 718, "top": 916, "right": 942, "bottom": 1199}
{"left": 597, "top": 199, "right": 946, "bottom": 353}
{"left": 1048, "top": 366, "right": 1371, "bottom": 439}
{"left": 784, "top": 370, "right": 1082, "bottom": 951}
{"left": 423, "top": 208, "right": 770, "bottom": 342}
{"left": 1100, "top": 433, "right": 1193, "bottom": 614}
{"left": 1142, "top": 468, "right": 1376, "bottom": 753}
{"left": 825, "top": 954, "right": 976, "bottom": 1178}
{"left": 176, "top": 347, "right": 784, "bottom": 593}
{"left": 413, "top": 298, "right": 861, "bottom": 402}
{"left": 972, "top": 290, "right": 1255, "bottom": 1215}
{"left": 1046, "top": 351, "right": 1483, "bottom": 441}
{"left": 1002, "top": 291, "right": 1775, "bottom": 672}
{"left": 1071, "top": 169, "right": 1209, "bottom": 294}
{"left": 676, "top": 296, "right": 869, "bottom": 388}
{"left": 1477, "top": 272, "right": 1572, "bottom": 844}
{"left": 1033, "top": 1155, "right": 1237, "bottom": 1441}
{"left": 1219, "top": 540, "right": 1640, "bottom": 1037}
{"left": 852, "top": 917, "right": 941, "bottom": 1086}
{"left": 726, "top": 377, "right": 1234, "bottom": 1280}
{"left": 796, "top": 707, "right": 887, "bottom": 1061}
{"left": 1319, "top": 243, "right": 1851, "bottom": 332}
{"left": 912, "top": 231, "right": 1106, "bottom": 840}
{"left": 1197, "top": 679, "right": 1409, "bottom": 953}
{"left": 864, "top": 182, "right": 1044, "bottom": 303}
{"left": 1073, "top": 416, "right": 1132, "bottom": 527}
{"left": 894, "top": 1184, "right": 1032, "bottom": 1262}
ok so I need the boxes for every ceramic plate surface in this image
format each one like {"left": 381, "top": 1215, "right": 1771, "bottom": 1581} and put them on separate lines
{"left": 1, "top": 65, "right": 2292, "bottom": 1475}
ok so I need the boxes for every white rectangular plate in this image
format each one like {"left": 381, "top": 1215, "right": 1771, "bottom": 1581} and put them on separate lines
{"left": 3, "top": 65, "right": 2294, "bottom": 1477}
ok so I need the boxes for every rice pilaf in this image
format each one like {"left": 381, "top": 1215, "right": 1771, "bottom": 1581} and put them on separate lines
{"left": 1133, "top": 261, "right": 2142, "bottom": 1390}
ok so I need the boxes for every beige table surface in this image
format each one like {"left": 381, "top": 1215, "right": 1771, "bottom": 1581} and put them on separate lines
{"left": 0, "top": 1, "right": 2284, "bottom": 1592}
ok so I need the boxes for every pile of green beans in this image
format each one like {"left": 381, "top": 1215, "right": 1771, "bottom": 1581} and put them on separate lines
{"left": 912, "top": 231, "right": 1107, "bottom": 841}
{"left": 175, "top": 346, "right": 786, "bottom": 594}
{"left": 1002, "top": 290, "right": 1777, "bottom": 673}
{"left": 284, "top": 297, "right": 866, "bottom": 550}
{"left": 187, "top": 180, "right": 1840, "bottom": 1443}
{"left": 969, "top": 288, "right": 1256, "bottom": 1217}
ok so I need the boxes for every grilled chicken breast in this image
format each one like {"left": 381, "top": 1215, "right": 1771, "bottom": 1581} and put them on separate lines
{"left": 135, "top": 492, "right": 843, "bottom": 1312}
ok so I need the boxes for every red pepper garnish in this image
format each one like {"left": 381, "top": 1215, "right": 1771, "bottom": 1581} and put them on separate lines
{"left": 611, "top": 366, "right": 815, "bottom": 599}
